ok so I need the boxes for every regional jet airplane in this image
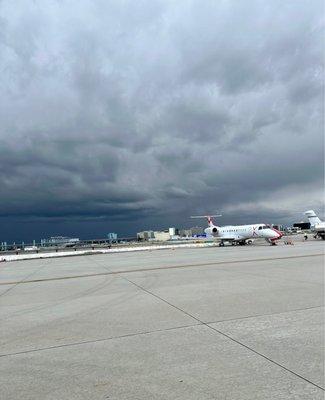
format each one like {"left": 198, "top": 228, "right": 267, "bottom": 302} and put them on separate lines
{"left": 305, "top": 210, "right": 325, "bottom": 240}
{"left": 191, "top": 215, "right": 283, "bottom": 246}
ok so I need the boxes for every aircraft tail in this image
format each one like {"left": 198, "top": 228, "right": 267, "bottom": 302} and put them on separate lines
{"left": 305, "top": 210, "right": 322, "bottom": 226}
{"left": 190, "top": 214, "right": 221, "bottom": 227}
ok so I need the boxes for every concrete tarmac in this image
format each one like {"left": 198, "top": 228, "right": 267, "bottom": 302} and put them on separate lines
{"left": 0, "top": 239, "right": 324, "bottom": 399}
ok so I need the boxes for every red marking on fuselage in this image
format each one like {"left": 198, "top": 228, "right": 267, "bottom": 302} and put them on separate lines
{"left": 270, "top": 227, "right": 283, "bottom": 241}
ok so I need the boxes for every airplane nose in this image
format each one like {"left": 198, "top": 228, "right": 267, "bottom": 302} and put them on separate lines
{"left": 271, "top": 227, "right": 282, "bottom": 239}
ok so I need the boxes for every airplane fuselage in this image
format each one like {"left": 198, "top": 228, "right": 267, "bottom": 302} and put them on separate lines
{"left": 312, "top": 222, "right": 325, "bottom": 239}
{"left": 305, "top": 210, "right": 325, "bottom": 240}
{"left": 205, "top": 223, "right": 283, "bottom": 244}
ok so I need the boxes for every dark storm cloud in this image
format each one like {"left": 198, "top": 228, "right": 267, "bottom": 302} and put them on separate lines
{"left": 0, "top": 0, "right": 324, "bottom": 240}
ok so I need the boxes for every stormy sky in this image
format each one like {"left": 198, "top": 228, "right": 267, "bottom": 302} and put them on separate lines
{"left": 0, "top": 0, "right": 324, "bottom": 242}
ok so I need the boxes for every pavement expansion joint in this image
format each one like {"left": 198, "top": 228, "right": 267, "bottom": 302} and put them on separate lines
{"left": 206, "top": 323, "right": 325, "bottom": 392}
{"left": 204, "top": 304, "right": 324, "bottom": 325}
{"left": 1, "top": 245, "right": 323, "bottom": 398}
{"left": 0, "top": 259, "right": 52, "bottom": 298}
{"left": 123, "top": 276, "right": 325, "bottom": 393}
{"left": 1, "top": 253, "right": 323, "bottom": 287}
{"left": 0, "top": 322, "right": 202, "bottom": 359}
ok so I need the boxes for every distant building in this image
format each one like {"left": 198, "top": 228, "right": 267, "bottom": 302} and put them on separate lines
{"left": 138, "top": 226, "right": 203, "bottom": 241}
{"left": 179, "top": 226, "right": 204, "bottom": 237}
{"left": 153, "top": 231, "right": 170, "bottom": 241}
{"left": 169, "top": 227, "right": 176, "bottom": 236}
{"left": 107, "top": 233, "right": 118, "bottom": 242}
{"left": 189, "top": 226, "right": 204, "bottom": 236}
{"left": 169, "top": 235, "right": 181, "bottom": 241}
{"left": 138, "top": 228, "right": 180, "bottom": 242}
{"left": 179, "top": 229, "right": 192, "bottom": 237}
{"left": 293, "top": 222, "right": 310, "bottom": 230}
{"left": 137, "top": 231, "right": 155, "bottom": 241}
{"left": 41, "top": 236, "right": 79, "bottom": 246}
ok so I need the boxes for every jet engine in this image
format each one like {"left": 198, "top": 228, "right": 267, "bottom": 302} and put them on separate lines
{"left": 205, "top": 226, "right": 219, "bottom": 236}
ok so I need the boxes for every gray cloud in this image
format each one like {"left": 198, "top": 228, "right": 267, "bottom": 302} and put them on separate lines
{"left": 0, "top": 0, "right": 324, "bottom": 241}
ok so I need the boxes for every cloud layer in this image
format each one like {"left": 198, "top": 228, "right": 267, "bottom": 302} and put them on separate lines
{"left": 0, "top": 0, "right": 324, "bottom": 241}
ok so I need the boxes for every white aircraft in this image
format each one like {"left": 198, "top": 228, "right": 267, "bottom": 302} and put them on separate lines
{"left": 191, "top": 215, "right": 283, "bottom": 246}
{"left": 304, "top": 210, "right": 325, "bottom": 240}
